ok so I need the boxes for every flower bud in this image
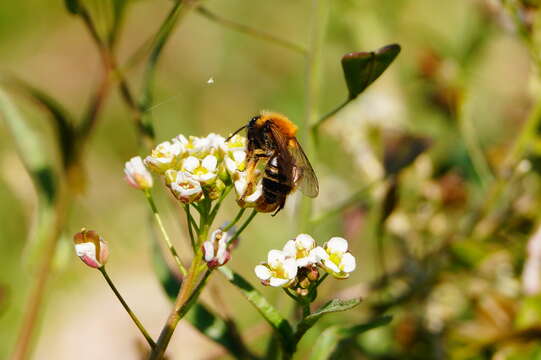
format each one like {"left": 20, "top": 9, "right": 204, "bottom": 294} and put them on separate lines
{"left": 202, "top": 229, "right": 232, "bottom": 269}
{"left": 124, "top": 156, "right": 153, "bottom": 190}
{"left": 307, "top": 266, "right": 320, "bottom": 282}
{"left": 73, "top": 229, "right": 109, "bottom": 269}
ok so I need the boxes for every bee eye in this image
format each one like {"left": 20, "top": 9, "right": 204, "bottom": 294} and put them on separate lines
{"left": 250, "top": 116, "right": 260, "bottom": 125}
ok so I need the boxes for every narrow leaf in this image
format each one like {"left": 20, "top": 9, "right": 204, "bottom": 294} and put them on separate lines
{"left": 8, "top": 77, "right": 76, "bottom": 169}
{"left": 219, "top": 266, "right": 296, "bottom": 352}
{"left": 64, "top": 0, "right": 80, "bottom": 14}
{"left": 309, "top": 316, "right": 392, "bottom": 360}
{"left": 296, "top": 298, "right": 361, "bottom": 340}
{"left": 341, "top": 44, "right": 401, "bottom": 100}
{"left": 0, "top": 87, "right": 57, "bottom": 204}
{"left": 150, "top": 238, "right": 250, "bottom": 356}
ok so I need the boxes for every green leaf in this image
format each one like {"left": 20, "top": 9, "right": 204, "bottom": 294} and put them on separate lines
{"left": 7, "top": 77, "right": 76, "bottom": 169}
{"left": 296, "top": 298, "right": 362, "bottom": 340}
{"left": 0, "top": 87, "right": 57, "bottom": 204}
{"left": 341, "top": 44, "right": 401, "bottom": 100}
{"left": 219, "top": 266, "right": 296, "bottom": 353}
{"left": 309, "top": 316, "right": 392, "bottom": 360}
{"left": 150, "top": 239, "right": 251, "bottom": 357}
{"left": 64, "top": 0, "right": 80, "bottom": 14}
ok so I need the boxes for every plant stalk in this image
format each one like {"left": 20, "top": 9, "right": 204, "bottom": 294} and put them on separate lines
{"left": 99, "top": 267, "right": 156, "bottom": 348}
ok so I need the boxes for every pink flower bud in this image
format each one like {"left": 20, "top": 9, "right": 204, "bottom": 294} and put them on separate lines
{"left": 73, "top": 229, "right": 109, "bottom": 269}
{"left": 202, "top": 229, "right": 232, "bottom": 269}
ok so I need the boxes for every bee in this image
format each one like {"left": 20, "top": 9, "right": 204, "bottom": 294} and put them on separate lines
{"left": 227, "top": 111, "right": 319, "bottom": 215}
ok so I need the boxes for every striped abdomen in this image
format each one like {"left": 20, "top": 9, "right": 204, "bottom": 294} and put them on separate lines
{"left": 260, "top": 156, "right": 293, "bottom": 214}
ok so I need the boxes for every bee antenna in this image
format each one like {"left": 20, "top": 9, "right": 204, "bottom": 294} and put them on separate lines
{"left": 225, "top": 125, "right": 247, "bottom": 142}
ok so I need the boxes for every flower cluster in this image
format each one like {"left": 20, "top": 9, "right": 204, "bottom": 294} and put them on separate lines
{"left": 254, "top": 234, "right": 356, "bottom": 292}
{"left": 124, "top": 132, "right": 263, "bottom": 207}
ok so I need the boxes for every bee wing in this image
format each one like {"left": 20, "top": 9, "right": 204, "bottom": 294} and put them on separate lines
{"left": 268, "top": 124, "right": 319, "bottom": 198}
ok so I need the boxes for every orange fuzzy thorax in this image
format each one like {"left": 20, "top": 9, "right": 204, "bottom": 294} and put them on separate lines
{"left": 258, "top": 111, "right": 298, "bottom": 138}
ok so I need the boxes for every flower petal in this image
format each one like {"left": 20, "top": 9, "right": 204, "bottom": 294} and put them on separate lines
{"left": 202, "top": 155, "right": 218, "bottom": 172}
{"left": 323, "top": 259, "right": 341, "bottom": 274}
{"left": 327, "top": 237, "right": 348, "bottom": 253}
{"left": 283, "top": 258, "right": 298, "bottom": 278}
{"left": 310, "top": 246, "right": 328, "bottom": 261}
{"left": 255, "top": 265, "right": 272, "bottom": 280}
{"left": 183, "top": 156, "right": 199, "bottom": 172}
{"left": 296, "top": 234, "right": 315, "bottom": 250}
{"left": 282, "top": 240, "right": 296, "bottom": 258}
{"left": 341, "top": 253, "right": 356, "bottom": 273}
{"left": 203, "top": 241, "right": 215, "bottom": 262}
{"left": 269, "top": 277, "right": 289, "bottom": 287}
{"left": 267, "top": 249, "right": 285, "bottom": 267}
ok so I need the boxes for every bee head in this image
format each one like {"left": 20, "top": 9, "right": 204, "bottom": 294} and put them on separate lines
{"left": 249, "top": 115, "right": 262, "bottom": 128}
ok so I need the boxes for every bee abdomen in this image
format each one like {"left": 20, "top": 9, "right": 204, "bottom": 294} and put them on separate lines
{"left": 262, "top": 177, "right": 291, "bottom": 202}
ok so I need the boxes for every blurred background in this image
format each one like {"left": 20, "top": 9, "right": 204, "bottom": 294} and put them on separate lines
{"left": 1, "top": 0, "right": 541, "bottom": 359}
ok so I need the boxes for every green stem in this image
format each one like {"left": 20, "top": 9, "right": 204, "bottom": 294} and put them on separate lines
{"left": 99, "top": 267, "right": 156, "bottom": 348}
{"left": 208, "top": 185, "right": 233, "bottom": 224}
{"left": 196, "top": 6, "right": 307, "bottom": 55}
{"left": 223, "top": 208, "right": 246, "bottom": 232}
{"left": 311, "top": 99, "right": 349, "bottom": 137}
{"left": 149, "top": 226, "right": 209, "bottom": 359}
{"left": 229, "top": 209, "right": 257, "bottom": 244}
{"left": 315, "top": 272, "right": 328, "bottom": 287}
{"left": 456, "top": 91, "right": 493, "bottom": 187}
{"left": 282, "top": 288, "right": 300, "bottom": 303}
{"left": 299, "top": 0, "right": 329, "bottom": 233}
{"left": 184, "top": 204, "right": 197, "bottom": 251}
{"left": 145, "top": 190, "right": 188, "bottom": 276}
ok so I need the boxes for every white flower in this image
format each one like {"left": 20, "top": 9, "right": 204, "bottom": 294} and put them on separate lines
{"left": 283, "top": 234, "right": 320, "bottom": 267}
{"left": 224, "top": 150, "right": 247, "bottom": 175}
{"left": 255, "top": 250, "right": 298, "bottom": 287}
{"left": 234, "top": 171, "right": 263, "bottom": 206}
{"left": 312, "top": 237, "right": 356, "bottom": 279}
{"left": 187, "top": 134, "right": 225, "bottom": 156}
{"left": 73, "top": 229, "right": 109, "bottom": 269}
{"left": 165, "top": 170, "right": 203, "bottom": 203}
{"left": 124, "top": 156, "right": 153, "bottom": 190}
{"left": 202, "top": 229, "right": 233, "bottom": 268}
{"left": 220, "top": 134, "right": 247, "bottom": 154}
{"left": 172, "top": 134, "right": 189, "bottom": 149}
{"left": 182, "top": 155, "right": 218, "bottom": 184}
{"left": 144, "top": 140, "right": 183, "bottom": 173}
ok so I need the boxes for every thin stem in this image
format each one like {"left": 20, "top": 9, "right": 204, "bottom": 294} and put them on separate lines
{"left": 145, "top": 191, "right": 188, "bottom": 276}
{"left": 99, "top": 267, "right": 156, "bottom": 348}
{"left": 184, "top": 204, "right": 196, "bottom": 251}
{"left": 223, "top": 208, "right": 246, "bottom": 232}
{"left": 149, "top": 227, "right": 209, "bottom": 359}
{"left": 208, "top": 185, "right": 233, "bottom": 225}
{"left": 196, "top": 6, "right": 307, "bottom": 55}
{"left": 229, "top": 209, "right": 257, "bottom": 244}
{"left": 311, "top": 99, "right": 349, "bottom": 137}
{"left": 315, "top": 272, "right": 328, "bottom": 287}
{"left": 298, "top": 0, "right": 329, "bottom": 233}
{"left": 11, "top": 193, "right": 69, "bottom": 360}
{"left": 302, "top": 303, "right": 311, "bottom": 319}
{"left": 456, "top": 91, "right": 494, "bottom": 187}
{"left": 282, "top": 288, "right": 300, "bottom": 302}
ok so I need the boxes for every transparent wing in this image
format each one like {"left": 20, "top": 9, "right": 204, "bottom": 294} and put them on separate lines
{"left": 268, "top": 124, "right": 319, "bottom": 198}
